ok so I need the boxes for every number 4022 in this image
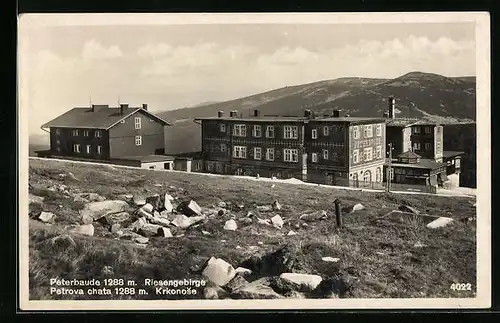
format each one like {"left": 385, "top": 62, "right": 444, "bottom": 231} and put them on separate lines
{"left": 450, "top": 283, "right": 472, "bottom": 291}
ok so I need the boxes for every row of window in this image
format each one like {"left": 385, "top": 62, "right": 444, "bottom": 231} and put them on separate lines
{"left": 352, "top": 146, "right": 383, "bottom": 164}
{"left": 412, "top": 126, "right": 434, "bottom": 135}
{"left": 224, "top": 124, "right": 383, "bottom": 140}
{"left": 413, "top": 142, "right": 433, "bottom": 151}
{"left": 352, "top": 124, "right": 382, "bottom": 139}
{"left": 72, "top": 144, "right": 103, "bottom": 155}
{"left": 233, "top": 146, "right": 279, "bottom": 161}
{"left": 57, "top": 129, "right": 103, "bottom": 138}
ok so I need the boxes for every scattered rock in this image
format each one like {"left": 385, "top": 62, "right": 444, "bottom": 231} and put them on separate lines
{"left": 279, "top": 273, "right": 323, "bottom": 292}
{"left": 239, "top": 244, "right": 298, "bottom": 277}
{"left": 271, "top": 215, "right": 284, "bottom": 229}
{"left": 154, "top": 183, "right": 162, "bottom": 187}
{"left": 106, "top": 212, "right": 131, "bottom": 224}
{"left": 170, "top": 214, "right": 193, "bottom": 229}
{"left": 141, "top": 203, "right": 154, "bottom": 213}
{"left": 29, "top": 194, "right": 44, "bottom": 205}
{"left": 413, "top": 241, "right": 427, "bottom": 248}
{"left": 272, "top": 200, "right": 282, "bottom": 211}
{"left": 235, "top": 267, "right": 252, "bottom": 276}
{"left": 322, "top": 257, "right": 340, "bottom": 263}
{"left": 134, "top": 236, "right": 149, "bottom": 244}
{"left": 426, "top": 217, "right": 454, "bottom": 229}
{"left": 257, "top": 217, "right": 271, "bottom": 226}
{"left": 158, "top": 227, "right": 173, "bottom": 238}
{"left": 399, "top": 205, "right": 420, "bottom": 214}
{"left": 74, "top": 192, "right": 105, "bottom": 202}
{"left": 137, "top": 223, "right": 163, "bottom": 237}
{"left": 133, "top": 195, "right": 146, "bottom": 206}
{"left": 239, "top": 217, "right": 253, "bottom": 225}
{"left": 129, "top": 217, "right": 147, "bottom": 231}
{"left": 287, "top": 230, "right": 297, "bottom": 236}
{"left": 101, "top": 266, "right": 114, "bottom": 276}
{"left": 231, "top": 278, "right": 283, "bottom": 299}
{"left": 256, "top": 205, "right": 272, "bottom": 212}
{"left": 119, "top": 194, "right": 133, "bottom": 201}
{"left": 150, "top": 216, "right": 170, "bottom": 227}
{"left": 137, "top": 208, "right": 154, "bottom": 220}
{"left": 82, "top": 213, "right": 94, "bottom": 225}
{"left": 223, "top": 274, "right": 249, "bottom": 293}
{"left": 294, "top": 223, "right": 300, "bottom": 229}
{"left": 201, "top": 230, "right": 211, "bottom": 236}
{"left": 146, "top": 194, "right": 161, "bottom": 210}
{"left": 70, "top": 224, "right": 94, "bottom": 236}
{"left": 163, "top": 198, "right": 174, "bottom": 213}
{"left": 73, "top": 195, "right": 89, "bottom": 203}
{"left": 299, "top": 210, "right": 328, "bottom": 222}
{"left": 352, "top": 203, "right": 365, "bottom": 212}
{"left": 201, "top": 257, "right": 236, "bottom": 286}
{"left": 110, "top": 223, "right": 122, "bottom": 234}
{"left": 79, "top": 200, "right": 129, "bottom": 222}
{"left": 218, "top": 201, "right": 227, "bottom": 208}
{"left": 218, "top": 209, "right": 226, "bottom": 216}
{"left": 203, "top": 286, "right": 224, "bottom": 300}
{"left": 164, "top": 193, "right": 175, "bottom": 202}
{"left": 38, "top": 211, "right": 55, "bottom": 223}
{"left": 177, "top": 200, "right": 202, "bottom": 217}
{"left": 223, "top": 219, "right": 238, "bottom": 231}
{"left": 284, "top": 290, "right": 307, "bottom": 299}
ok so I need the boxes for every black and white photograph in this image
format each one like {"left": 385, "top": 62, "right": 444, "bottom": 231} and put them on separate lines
{"left": 18, "top": 12, "right": 491, "bottom": 310}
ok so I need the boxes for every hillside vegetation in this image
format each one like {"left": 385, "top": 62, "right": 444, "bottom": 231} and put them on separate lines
{"left": 28, "top": 158, "right": 476, "bottom": 300}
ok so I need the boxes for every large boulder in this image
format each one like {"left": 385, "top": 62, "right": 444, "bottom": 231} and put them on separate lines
{"left": 223, "top": 274, "right": 249, "bottom": 293}
{"left": 158, "top": 227, "right": 173, "bottom": 238}
{"left": 279, "top": 273, "right": 323, "bottom": 292}
{"left": 79, "top": 200, "right": 129, "bottom": 222}
{"left": 137, "top": 223, "right": 163, "bottom": 237}
{"left": 129, "top": 217, "right": 147, "bottom": 231}
{"left": 223, "top": 219, "right": 238, "bottom": 231}
{"left": 271, "top": 215, "right": 284, "bottom": 229}
{"left": 231, "top": 278, "right": 283, "bottom": 299}
{"left": 133, "top": 195, "right": 146, "bottom": 206}
{"left": 163, "top": 198, "right": 174, "bottom": 213}
{"left": 171, "top": 214, "right": 206, "bottom": 229}
{"left": 150, "top": 216, "right": 170, "bottom": 227}
{"left": 201, "top": 257, "right": 237, "bottom": 286}
{"left": 177, "top": 200, "right": 202, "bottom": 217}
{"left": 70, "top": 224, "right": 94, "bottom": 236}
{"left": 141, "top": 203, "right": 154, "bottom": 213}
{"left": 426, "top": 217, "right": 454, "bottom": 229}
{"left": 38, "top": 211, "right": 55, "bottom": 223}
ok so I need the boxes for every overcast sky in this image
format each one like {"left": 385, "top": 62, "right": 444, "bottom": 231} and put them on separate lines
{"left": 20, "top": 15, "right": 477, "bottom": 136}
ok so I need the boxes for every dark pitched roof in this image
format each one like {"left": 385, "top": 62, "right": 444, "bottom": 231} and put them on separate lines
{"left": 41, "top": 106, "right": 171, "bottom": 129}
{"left": 386, "top": 118, "right": 440, "bottom": 127}
{"left": 386, "top": 158, "right": 447, "bottom": 170}
{"left": 194, "top": 116, "right": 386, "bottom": 124}
{"left": 397, "top": 150, "right": 422, "bottom": 159}
{"left": 442, "top": 150, "right": 465, "bottom": 158}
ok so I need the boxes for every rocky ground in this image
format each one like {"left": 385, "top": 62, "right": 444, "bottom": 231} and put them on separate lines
{"left": 28, "top": 159, "right": 477, "bottom": 300}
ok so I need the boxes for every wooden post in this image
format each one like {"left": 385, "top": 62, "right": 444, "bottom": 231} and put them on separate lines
{"left": 386, "top": 142, "right": 393, "bottom": 192}
{"left": 334, "top": 198, "right": 342, "bottom": 228}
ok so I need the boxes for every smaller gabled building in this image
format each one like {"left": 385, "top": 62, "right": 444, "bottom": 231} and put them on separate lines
{"left": 40, "top": 104, "right": 172, "bottom": 164}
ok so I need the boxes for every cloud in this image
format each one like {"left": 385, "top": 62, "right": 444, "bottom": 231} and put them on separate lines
{"left": 82, "top": 40, "right": 122, "bottom": 60}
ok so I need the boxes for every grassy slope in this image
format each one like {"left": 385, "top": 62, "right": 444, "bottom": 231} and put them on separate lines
{"left": 28, "top": 159, "right": 477, "bottom": 300}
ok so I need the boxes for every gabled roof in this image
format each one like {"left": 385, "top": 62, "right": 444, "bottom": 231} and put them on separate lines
{"left": 194, "top": 116, "right": 386, "bottom": 124}
{"left": 397, "top": 150, "right": 422, "bottom": 159}
{"left": 41, "top": 106, "right": 171, "bottom": 130}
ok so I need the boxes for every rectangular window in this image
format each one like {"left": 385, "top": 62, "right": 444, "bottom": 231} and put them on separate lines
{"left": 376, "top": 124, "right": 382, "bottom": 137}
{"left": 283, "top": 149, "right": 298, "bottom": 162}
{"left": 353, "top": 149, "right": 359, "bottom": 164}
{"left": 412, "top": 127, "right": 421, "bottom": 134}
{"left": 425, "top": 142, "right": 432, "bottom": 150}
{"left": 233, "top": 124, "right": 247, "bottom": 137}
{"left": 220, "top": 123, "right": 226, "bottom": 132}
{"left": 266, "top": 126, "right": 275, "bottom": 138}
{"left": 55, "top": 129, "right": 61, "bottom": 135}
{"left": 284, "top": 126, "right": 298, "bottom": 139}
{"left": 95, "top": 130, "right": 102, "bottom": 138}
{"left": 83, "top": 130, "right": 89, "bottom": 137}
{"left": 322, "top": 149, "right": 328, "bottom": 160}
{"left": 253, "top": 125, "right": 262, "bottom": 137}
{"left": 364, "top": 125, "right": 373, "bottom": 138}
{"left": 72, "top": 129, "right": 79, "bottom": 136}
{"left": 254, "top": 147, "right": 262, "bottom": 160}
{"left": 73, "top": 144, "right": 80, "bottom": 153}
{"left": 311, "top": 129, "right": 318, "bottom": 139}
{"left": 323, "top": 126, "right": 329, "bottom": 136}
{"left": 135, "top": 135, "right": 142, "bottom": 146}
{"left": 135, "top": 117, "right": 142, "bottom": 129}
{"left": 312, "top": 153, "right": 318, "bottom": 163}
{"left": 376, "top": 146, "right": 382, "bottom": 159}
{"left": 413, "top": 142, "right": 421, "bottom": 150}
{"left": 220, "top": 143, "right": 227, "bottom": 152}
{"left": 86, "top": 145, "right": 91, "bottom": 154}
{"left": 353, "top": 126, "right": 359, "bottom": 139}
{"left": 233, "top": 145, "right": 247, "bottom": 158}
{"left": 266, "top": 148, "right": 275, "bottom": 161}
{"left": 424, "top": 126, "right": 432, "bottom": 134}
{"left": 363, "top": 147, "right": 373, "bottom": 161}
{"left": 97, "top": 145, "right": 103, "bottom": 155}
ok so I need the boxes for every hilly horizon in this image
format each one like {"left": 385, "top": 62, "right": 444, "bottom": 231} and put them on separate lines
{"left": 157, "top": 71, "right": 476, "bottom": 155}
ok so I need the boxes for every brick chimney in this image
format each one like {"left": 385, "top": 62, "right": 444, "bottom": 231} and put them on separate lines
{"left": 388, "top": 96, "right": 395, "bottom": 119}
{"left": 332, "top": 110, "right": 341, "bottom": 118}
{"left": 218, "top": 111, "right": 224, "bottom": 118}
{"left": 253, "top": 109, "right": 260, "bottom": 117}
{"left": 304, "top": 109, "right": 312, "bottom": 119}
{"left": 142, "top": 103, "right": 148, "bottom": 111}
{"left": 229, "top": 110, "right": 237, "bottom": 118}
{"left": 120, "top": 103, "right": 128, "bottom": 115}
{"left": 91, "top": 104, "right": 95, "bottom": 112}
